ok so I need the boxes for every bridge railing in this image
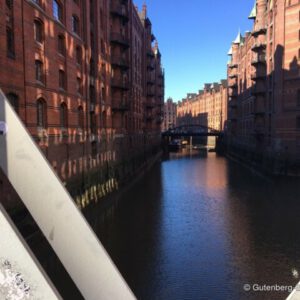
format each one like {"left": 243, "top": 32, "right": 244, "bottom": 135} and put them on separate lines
{"left": 0, "top": 90, "right": 136, "bottom": 300}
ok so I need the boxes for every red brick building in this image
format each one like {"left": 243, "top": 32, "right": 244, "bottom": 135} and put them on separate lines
{"left": 177, "top": 81, "right": 228, "bottom": 132}
{"left": 162, "top": 98, "right": 177, "bottom": 132}
{"left": 0, "top": 0, "right": 164, "bottom": 209}
{"left": 227, "top": 0, "right": 300, "bottom": 173}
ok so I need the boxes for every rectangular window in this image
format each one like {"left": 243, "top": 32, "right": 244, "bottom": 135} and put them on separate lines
{"left": 58, "top": 35, "right": 65, "bottom": 55}
{"left": 53, "top": 0, "right": 63, "bottom": 22}
{"left": 35, "top": 60, "right": 44, "bottom": 83}
{"left": 59, "top": 70, "right": 66, "bottom": 90}
{"left": 6, "top": 27, "right": 15, "bottom": 58}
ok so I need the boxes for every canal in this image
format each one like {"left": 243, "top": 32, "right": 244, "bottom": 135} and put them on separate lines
{"left": 88, "top": 150, "right": 300, "bottom": 300}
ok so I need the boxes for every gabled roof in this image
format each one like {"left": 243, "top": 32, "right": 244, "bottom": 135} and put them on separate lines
{"left": 248, "top": 1, "right": 257, "bottom": 20}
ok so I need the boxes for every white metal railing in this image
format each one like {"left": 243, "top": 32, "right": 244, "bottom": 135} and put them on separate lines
{"left": 287, "top": 284, "right": 300, "bottom": 300}
{"left": 0, "top": 204, "right": 61, "bottom": 299}
{"left": 0, "top": 90, "right": 136, "bottom": 300}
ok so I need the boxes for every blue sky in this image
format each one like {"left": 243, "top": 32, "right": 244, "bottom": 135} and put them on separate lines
{"left": 134, "top": 0, "right": 255, "bottom": 102}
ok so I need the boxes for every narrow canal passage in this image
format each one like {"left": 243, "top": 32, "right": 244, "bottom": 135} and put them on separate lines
{"left": 89, "top": 151, "right": 300, "bottom": 300}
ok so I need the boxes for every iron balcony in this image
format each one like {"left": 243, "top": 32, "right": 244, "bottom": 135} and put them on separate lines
{"left": 228, "top": 81, "right": 238, "bottom": 88}
{"left": 251, "top": 55, "right": 266, "bottom": 65}
{"left": 251, "top": 42, "right": 267, "bottom": 52}
{"left": 145, "top": 115, "right": 154, "bottom": 122}
{"left": 251, "top": 71, "right": 266, "bottom": 81}
{"left": 252, "top": 85, "right": 266, "bottom": 95}
{"left": 252, "top": 26, "right": 267, "bottom": 37}
{"left": 111, "top": 78, "right": 129, "bottom": 90}
{"left": 228, "top": 63, "right": 238, "bottom": 69}
{"left": 110, "top": 32, "right": 130, "bottom": 48}
{"left": 147, "top": 77, "right": 155, "bottom": 85}
{"left": 110, "top": 3, "right": 129, "bottom": 22}
{"left": 147, "top": 49, "right": 155, "bottom": 57}
{"left": 229, "top": 89, "right": 238, "bottom": 97}
{"left": 147, "top": 60, "right": 155, "bottom": 70}
{"left": 147, "top": 87, "right": 155, "bottom": 97}
{"left": 145, "top": 101, "right": 155, "bottom": 109}
{"left": 111, "top": 99, "right": 129, "bottom": 112}
{"left": 229, "top": 74, "right": 237, "bottom": 79}
{"left": 111, "top": 54, "right": 129, "bottom": 70}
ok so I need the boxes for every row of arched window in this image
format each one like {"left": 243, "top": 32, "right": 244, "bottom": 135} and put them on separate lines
{"left": 32, "top": 0, "right": 81, "bottom": 35}
{"left": 5, "top": 93, "right": 86, "bottom": 130}
{"left": 34, "top": 19, "right": 83, "bottom": 64}
{"left": 36, "top": 99, "right": 83, "bottom": 130}
{"left": 35, "top": 100, "right": 107, "bottom": 130}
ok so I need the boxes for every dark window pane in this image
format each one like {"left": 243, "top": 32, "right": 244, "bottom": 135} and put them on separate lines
{"left": 6, "top": 27, "right": 15, "bottom": 57}
{"left": 58, "top": 35, "right": 65, "bottom": 55}
{"left": 6, "top": 93, "right": 18, "bottom": 113}
{"left": 53, "top": 0, "right": 62, "bottom": 21}
{"left": 35, "top": 60, "right": 44, "bottom": 83}
{"left": 34, "top": 20, "right": 43, "bottom": 43}
{"left": 60, "top": 103, "right": 68, "bottom": 128}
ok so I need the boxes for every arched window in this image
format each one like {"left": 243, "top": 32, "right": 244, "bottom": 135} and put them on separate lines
{"left": 60, "top": 102, "right": 68, "bottom": 128}
{"left": 34, "top": 20, "right": 43, "bottom": 43}
{"left": 58, "top": 34, "right": 65, "bottom": 55}
{"left": 78, "top": 106, "right": 84, "bottom": 129}
{"left": 76, "top": 46, "right": 82, "bottom": 65}
{"left": 6, "top": 0, "right": 12, "bottom": 9}
{"left": 37, "top": 98, "right": 47, "bottom": 128}
{"left": 72, "top": 15, "right": 80, "bottom": 35}
{"left": 6, "top": 93, "right": 18, "bottom": 113}
{"left": 53, "top": 0, "right": 63, "bottom": 22}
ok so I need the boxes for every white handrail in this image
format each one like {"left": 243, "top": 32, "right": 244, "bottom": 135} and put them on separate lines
{"left": 0, "top": 90, "right": 136, "bottom": 300}
{"left": 0, "top": 204, "right": 61, "bottom": 299}
{"left": 286, "top": 284, "right": 300, "bottom": 300}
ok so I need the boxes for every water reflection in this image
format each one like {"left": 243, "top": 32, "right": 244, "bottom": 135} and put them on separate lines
{"left": 91, "top": 150, "right": 300, "bottom": 300}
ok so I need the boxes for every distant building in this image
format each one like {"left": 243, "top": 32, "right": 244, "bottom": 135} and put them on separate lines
{"left": 227, "top": 0, "right": 300, "bottom": 167}
{"left": 177, "top": 81, "right": 228, "bottom": 132}
{"left": 162, "top": 98, "right": 177, "bottom": 131}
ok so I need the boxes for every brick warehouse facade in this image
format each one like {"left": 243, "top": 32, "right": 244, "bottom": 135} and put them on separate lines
{"left": 227, "top": 0, "right": 300, "bottom": 174}
{"left": 177, "top": 81, "right": 228, "bottom": 132}
{"left": 162, "top": 97, "right": 177, "bottom": 132}
{"left": 0, "top": 0, "right": 164, "bottom": 210}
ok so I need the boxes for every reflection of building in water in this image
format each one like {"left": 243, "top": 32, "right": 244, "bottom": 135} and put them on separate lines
{"left": 0, "top": 1, "right": 164, "bottom": 210}
{"left": 227, "top": 0, "right": 300, "bottom": 169}
{"left": 177, "top": 81, "right": 228, "bottom": 132}
{"left": 162, "top": 98, "right": 177, "bottom": 131}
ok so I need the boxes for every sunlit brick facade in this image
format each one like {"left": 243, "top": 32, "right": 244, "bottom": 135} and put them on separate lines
{"left": 227, "top": 0, "right": 300, "bottom": 170}
{"left": 162, "top": 98, "right": 177, "bottom": 131}
{"left": 0, "top": 0, "right": 164, "bottom": 209}
{"left": 177, "top": 81, "right": 228, "bottom": 132}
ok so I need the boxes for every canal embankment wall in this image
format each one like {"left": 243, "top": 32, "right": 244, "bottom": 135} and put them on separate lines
{"left": 225, "top": 143, "right": 300, "bottom": 177}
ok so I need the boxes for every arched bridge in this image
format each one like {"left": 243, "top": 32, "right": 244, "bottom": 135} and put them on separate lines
{"left": 162, "top": 124, "right": 223, "bottom": 137}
